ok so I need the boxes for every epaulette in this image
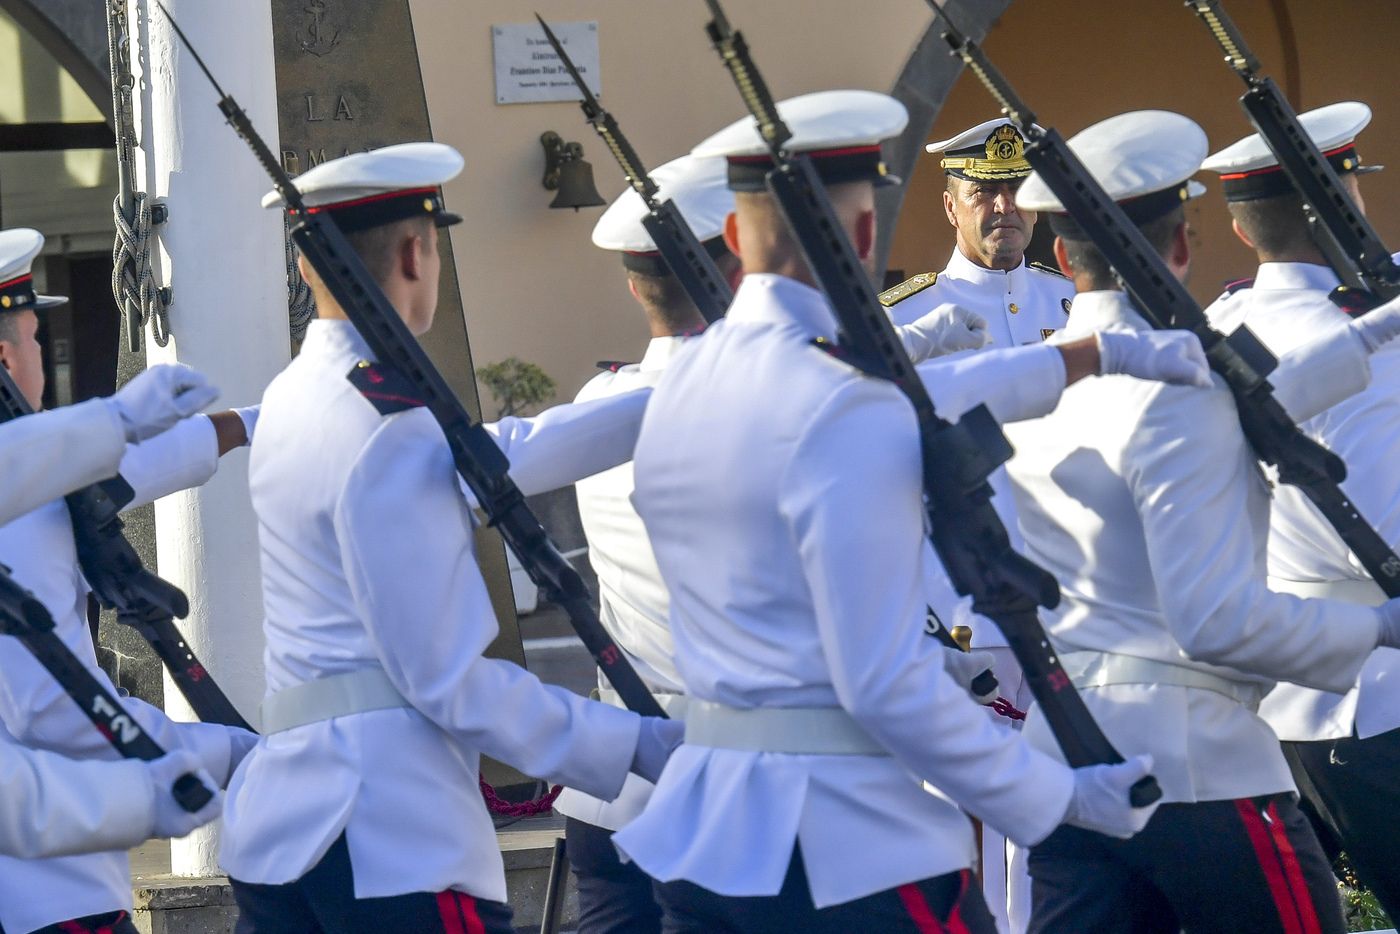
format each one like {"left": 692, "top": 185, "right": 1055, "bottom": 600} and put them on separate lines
{"left": 347, "top": 360, "right": 426, "bottom": 415}
{"left": 1029, "top": 261, "right": 1068, "bottom": 280}
{"left": 878, "top": 272, "right": 938, "bottom": 308}
{"left": 1328, "top": 285, "right": 1381, "bottom": 318}
{"left": 594, "top": 360, "right": 634, "bottom": 373}
{"left": 1222, "top": 277, "right": 1255, "bottom": 295}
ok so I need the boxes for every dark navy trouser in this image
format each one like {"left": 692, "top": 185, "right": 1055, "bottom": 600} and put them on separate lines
{"left": 230, "top": 833, "right": 514, "bottom": 934}
{"left": 653, "top": 845, "right": 996, "bottom": 933}
{"left": 1028, "top": 793, "right": 1345, "bottom": 934}
{"left": 565, "top": 816, "right": 663, "bottom": 934}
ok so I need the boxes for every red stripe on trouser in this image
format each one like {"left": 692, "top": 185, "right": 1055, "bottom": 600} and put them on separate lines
{"left": 897, "top": 870, "right": 974, "bottom": 934}
{"left": 1233, "top": 799, "right": 1318, "bottom": 934}
{"left": 1264, "top": 801, "right": 1323, "bottom": 934}
{"left": 435, "top": 891, "right": 487, "bottom": 934}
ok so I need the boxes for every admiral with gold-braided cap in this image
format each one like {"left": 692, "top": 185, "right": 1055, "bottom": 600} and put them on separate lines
{"left": 927, "top": 117, "right": 1041, "bottom": 182}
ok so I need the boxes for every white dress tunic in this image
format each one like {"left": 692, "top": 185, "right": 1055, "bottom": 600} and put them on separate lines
{"left": 1205, "top": 260, "right": 1400, "bottom": 741}
{"left": 554, "top": 336, "right": 690, "bottom": 832}
{"left": 1004, "top": 290, "right": 1380, "bottom": 805}
{"left": 0, "top": 398, "right": 127, "bottom": 527}
{"left": 220, "top": 319, "right": 651, "bottom": 903}
{"left": 0, "top": 416, "right": 238, "bottom": 934}
{"left": 614, "top": 273, "right": 1076, "bottom": 909}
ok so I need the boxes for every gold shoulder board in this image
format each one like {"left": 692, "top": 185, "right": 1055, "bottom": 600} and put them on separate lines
{"left": 878, "top": 272, "right": 938, "bottom": 307}
{"left": 1029, "top": 261, "right": 1069, "bottom": 280}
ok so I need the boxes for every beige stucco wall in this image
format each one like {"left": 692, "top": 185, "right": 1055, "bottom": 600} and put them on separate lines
{"left": 410, "top": 0, "right": 929, "bottom": 407}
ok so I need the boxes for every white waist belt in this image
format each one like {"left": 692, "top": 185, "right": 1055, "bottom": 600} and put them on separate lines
{"left": 598, "top": 685, "right": 689, "bottom": 718}
{"left": 683, "top": 699, "right": 888, "bottom": 756}
{"left": 1268, "top": 576, "right": 1386, "bottom": 606}
{"left": 1060, "top": 651, "right": 1266, "bottom": 710}
{"left": 262, "top": 669, "right": 411, "bottom": 734}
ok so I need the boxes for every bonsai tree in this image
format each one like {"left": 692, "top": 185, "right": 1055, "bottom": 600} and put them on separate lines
{"left": 478, "top": 357, "right": 556, "bottom": 418}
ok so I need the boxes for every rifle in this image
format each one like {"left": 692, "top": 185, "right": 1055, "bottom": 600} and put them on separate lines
{"left": 157, "top": 3, "right": 665, "bottom": 720}
{"left": 534, "top": 14, "right": 733, "bottom": 323}
{"left": 928, "top": 3, "right": 1400, "bottom": 602}
{"left": 1185, "top": 0, "right": 1400, "bottom": 306}
{"left": 0, "top": 564, "right": 214, "bottom": 811}
{"left": 700, "top": 0, "right": 1160, "bottom": 805}
{"left": 0, "top": 368, "right": 251, "bottom": 731}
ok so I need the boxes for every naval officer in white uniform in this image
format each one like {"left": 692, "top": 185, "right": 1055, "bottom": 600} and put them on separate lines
{"left": 1006, "top": 109, "right": 1400, "bottom": 933}
{"left": 0, "top": 229, "right": 226, "bottom": 863}
{"left": 555, "top": 153, "right": 739, "bottom": 934}
{"left": 1201, "top": 101, "right": 1400, "bottom": 918}
{"left": 885, "top": 118, "right": 1080, "bottom": 932}
{"left": 0, "top": 230, "right": 255, "bottom": 934}
{"left": 612, "top": 89, "right": 1225, "bottom": 933}
{"left": 560, "top": 149, "right": 998, "bottom": 934}
{"left": 221, "top": 143, "right": 681, "bottom": 933}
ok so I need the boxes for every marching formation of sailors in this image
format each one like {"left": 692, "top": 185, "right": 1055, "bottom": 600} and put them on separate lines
{"left": 2, "top": 36, "right": 1400, "bottom": 934}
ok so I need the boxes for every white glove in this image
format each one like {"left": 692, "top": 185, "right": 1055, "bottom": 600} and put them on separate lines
{"left": 225, "top": 728, "right": 260, "bottom": 785}
{"left": 232, "top": 405, "right": 260, "bottom": 445}
{"left": 941, "top": 646, "right": 999, "bottom": 704}
{"left": 1350, "top": 295, "right": 1400, "bottom": 353}
{"left": 1062, "top": 755, "right": 1160, "bottom": 839}
{"left": 896, "top": 304, "right": 990, "bottom": 362}
{"left": 109, "top": 364, "right": 220, "bottom": 443}
{"left": 1096, "top": 330, "right": 1211, "bottom": 388}
{"left": 146, "top": 749, "right": 223, "bottom": 841}
{"left": 1376, "top": 598, "right": 1400, "bottom": 649}
{"left": 629, "top": 716, "right": 684, "bottom": 784}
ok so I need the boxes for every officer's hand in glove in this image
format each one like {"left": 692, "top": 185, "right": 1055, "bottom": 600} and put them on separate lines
{"left": 1096, "top": 330, "right": 1211, "bottom": 388}
{"left": 630, "top": 716, "right": 684, "bottom": 784}
{"left": 1350, "top": 294, "right": 1400, "bottom": 353}
{"left": 897, "top": 304, "right": 990, "bottom": 362}
{"left": 941, "top": 646, "right": 999, "bottom": 704}
{"left": 1062, "top": 755, "right": 1159, "bottom": 839}
{"left": 146, "top": 749, "right": 223, "bottom": 841}
{"left": 109, "top": 364, "right": 220, "bottom": 443}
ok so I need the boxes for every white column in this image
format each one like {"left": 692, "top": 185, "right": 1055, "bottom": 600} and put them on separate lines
{"left": 130, "top": 0, "right": 287, "bottom": 876}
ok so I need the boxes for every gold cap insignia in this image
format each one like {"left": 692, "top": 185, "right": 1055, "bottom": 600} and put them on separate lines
{"left": 986, "top": 125, "right": 1024, "bottom": 164}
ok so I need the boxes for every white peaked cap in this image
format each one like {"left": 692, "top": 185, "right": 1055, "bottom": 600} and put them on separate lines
{"left": 0, "top": 228, "right": 65, "bottom": 311}
{"left": 1017, "top": 111, "right": 1208, "bottom": 214}
{"left": 1202, "top": 101, "right": 1380, "bottom": 202}
{"left": 591, "top": 155, "right": 733, "bottom": 253}
{"left": 1203, "top": 101, "right": 1375, "bottom": 174}
{"left": 261, "top": 142, "right": 464, "bottom": 232}
{"left": 692, "top": 90, "right": 908, "bottom": 190}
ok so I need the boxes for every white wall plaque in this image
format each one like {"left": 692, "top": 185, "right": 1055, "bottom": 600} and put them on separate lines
{"left": 492, "top": 21, "right": 601, "bottom": 105}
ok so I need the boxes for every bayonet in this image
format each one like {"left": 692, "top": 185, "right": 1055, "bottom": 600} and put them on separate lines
{"left": 534, "top": 14, "right": 732, "bottom": 322}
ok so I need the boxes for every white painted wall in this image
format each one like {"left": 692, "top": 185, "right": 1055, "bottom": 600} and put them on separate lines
{"left": 130, "top": 0, "right": 288, "bottom": 877}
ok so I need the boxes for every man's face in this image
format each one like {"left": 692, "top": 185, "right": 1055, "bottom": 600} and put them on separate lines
{"left": 0, "top": 311, "right": 44, "bottom": 410}
{"left": 943, "top": 176, "right": 1037, "bottom": 271}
